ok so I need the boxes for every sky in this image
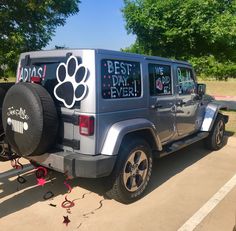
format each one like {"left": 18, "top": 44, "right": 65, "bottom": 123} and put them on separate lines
{"left": 45, "top": 0, "right": 136, "bottom": 51}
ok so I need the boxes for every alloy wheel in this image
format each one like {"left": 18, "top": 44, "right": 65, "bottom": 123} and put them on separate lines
{"left": 122, "top": 150, "right": 148, "bottom": 192}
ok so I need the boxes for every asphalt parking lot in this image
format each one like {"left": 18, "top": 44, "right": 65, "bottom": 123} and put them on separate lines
{"left": 0, "top": 136, "right": 236, "bottom": 231}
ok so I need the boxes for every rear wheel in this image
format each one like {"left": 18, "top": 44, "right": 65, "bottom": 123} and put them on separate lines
{"left": 205, "top": 113, "right": 225, "bottom": 150}
{"left": 106, "top": 138, "right": 153, "bottom": 204}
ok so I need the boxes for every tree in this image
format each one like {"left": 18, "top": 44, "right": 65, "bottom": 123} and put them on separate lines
{"left": 123, "top": 0, "right": 236, "bottom": 61}
{"left": 0, "top": 0, "right": 80, "bottom": 75}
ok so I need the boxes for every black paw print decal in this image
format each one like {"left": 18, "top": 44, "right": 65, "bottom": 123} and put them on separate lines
{"left": 54, "top": 56, "right": 88, "bottom": 108}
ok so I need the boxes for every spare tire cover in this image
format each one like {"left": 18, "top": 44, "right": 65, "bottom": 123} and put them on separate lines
{"left": 2, "top": 83, "right": 58, "bottom": 156}
{"left": 0, "top": 87, "right": 6, "bottom": 133}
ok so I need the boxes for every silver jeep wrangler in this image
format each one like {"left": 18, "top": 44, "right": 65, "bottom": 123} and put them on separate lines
{"left": 0, "top": 49, "right": 228, "bottom": 203}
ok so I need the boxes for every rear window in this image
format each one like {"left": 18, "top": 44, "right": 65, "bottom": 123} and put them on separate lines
{"left": 18, "top": 60, "right": 60, "bottom": 101}
{"left": 18, "top": 58, "right": 60, "bottom": 82}
{"left": 101, "top": 59, "right": 141, "bottom": 99}
{"left": 17, "top": 57, "right": 80, "bottom": 108}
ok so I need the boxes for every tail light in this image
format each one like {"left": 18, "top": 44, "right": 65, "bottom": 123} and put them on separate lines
{"left": 79, "top": 115, "right": 94, "bottom": 136}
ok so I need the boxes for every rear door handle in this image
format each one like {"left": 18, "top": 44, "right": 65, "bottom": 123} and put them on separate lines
{"left": 151, "top": 103, "right": 163, "bottom": 109}
{"left": 176, "top": 100, "right": 186, "bottom": 107}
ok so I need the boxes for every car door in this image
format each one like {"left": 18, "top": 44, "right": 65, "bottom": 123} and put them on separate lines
{"left": 148, "top": 62, "right": 176, "bottom": 143}
{"left": 175, "top": 65, "right": 200, "bottom": 137}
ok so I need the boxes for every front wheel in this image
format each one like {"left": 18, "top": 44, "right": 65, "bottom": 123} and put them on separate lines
{"left": 205, "top": 113, "right": 225, "bottom": 150}
{"left": 106, "top": 138, "right": 153, "bottom": 204}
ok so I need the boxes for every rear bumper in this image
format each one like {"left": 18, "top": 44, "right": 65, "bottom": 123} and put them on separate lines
{"left": 29, "top": 151, "right": 117, "bottom": 178}
{"left": 64, "top": 153, "right": 117, "bottom": 178}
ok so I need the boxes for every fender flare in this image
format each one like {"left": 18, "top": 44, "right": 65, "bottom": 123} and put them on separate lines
{"left": 201, "top": 102, "right": 228, "bottom": 132}
{"left": 101, "top": 118, "right": 162, "bottom": 156}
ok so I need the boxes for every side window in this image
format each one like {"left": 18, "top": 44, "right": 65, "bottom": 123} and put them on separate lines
{"left": 148, "top": 63, "right": 172, "bottom": 96}
{"left": 177, "top": 67, "right": 196, "bottom": 95}
{"left": 101, "top": 59, "right": 141, "bottom": 99}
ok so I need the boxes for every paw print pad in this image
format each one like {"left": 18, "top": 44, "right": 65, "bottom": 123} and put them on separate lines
{"left": 54, "top": 56, "right": 88, "bottom": 108}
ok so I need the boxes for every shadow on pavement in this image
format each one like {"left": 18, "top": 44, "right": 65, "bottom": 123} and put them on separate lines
{"left": 0, "top": 135, "right": 230, "bottom": 218}
{"left": 0, "top": 169, "right": 80, "bottom": 218}
{"left": 148, "top": 141, "right": 211, "bottom": 193}
{"left": 225, "top": 131, "right": 235, "bottom": 137}
{"left": 75, "top": 136, "right": 230, "bottom": 200}
{"left": 147, "top": 135, "right": 229, "bottom": 196}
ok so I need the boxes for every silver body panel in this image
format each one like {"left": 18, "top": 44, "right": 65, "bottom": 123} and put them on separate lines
{"left": 15, "top": 49, "right": 220, "bottom": 175}
{"left": 101, "top": 118, "right": 161, "bottom": 156}
{"left": 201, "top": 102, "right": 227, "bottom": 131}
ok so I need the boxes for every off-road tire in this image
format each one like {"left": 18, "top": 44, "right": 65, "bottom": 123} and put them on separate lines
{"left": 2, "top": 83, "right": 58, "bottom": 156}
{"left": 0, "top": 87, "right": 6, "bottom": 132}
{"left": 106, "top": 138, "right": 153, "bottom": 204}
{"left": 205, "top": 113, "right": 225, "bottom": 150}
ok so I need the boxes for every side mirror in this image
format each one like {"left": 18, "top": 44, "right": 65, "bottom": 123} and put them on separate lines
{"left": 197, "top": 83, "right": 206, "bottom": 97}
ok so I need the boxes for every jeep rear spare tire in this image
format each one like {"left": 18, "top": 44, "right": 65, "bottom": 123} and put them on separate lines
{"left": 2, "top": 83, "right": 58, "bottom": 156}
{"left": 0, "top": 87, "right": 6, "bottom": 133}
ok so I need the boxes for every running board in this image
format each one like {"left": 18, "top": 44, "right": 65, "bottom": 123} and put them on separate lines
{"left": 159, "top": 132, "right": 209, "bottom": 158}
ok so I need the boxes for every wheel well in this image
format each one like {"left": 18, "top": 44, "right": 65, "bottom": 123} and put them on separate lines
{"left": 211, "top": 112, "right": 227, "bottom": 131}
{"left": 121, "top": 129, "right": 160, "bottom": 151}
{"left": 218, "top": 111, "right": 229, "bottom": 124}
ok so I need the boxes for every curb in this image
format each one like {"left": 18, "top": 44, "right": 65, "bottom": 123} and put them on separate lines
{"left": 214, "top": 95, "right": 236, "bottom": 101}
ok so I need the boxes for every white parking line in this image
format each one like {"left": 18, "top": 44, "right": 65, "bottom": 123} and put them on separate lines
{"left": 178, "top": 173, "right": 236, "bottom": 231}
{"left": 0, "top": 164, "right": 34, "bottom": 179}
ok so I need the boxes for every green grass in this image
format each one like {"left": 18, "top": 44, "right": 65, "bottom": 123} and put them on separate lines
{"left": 0, "top": 77, "right": 15, "bottom": 83}
{"left": 222, "top": 110, "right": 236, "bottom": 137}
{"left": 199, "top": 78, "right": 236, "bottom": 96}
{"left": 199, "top": 78, "right": 236, "bottom": 136}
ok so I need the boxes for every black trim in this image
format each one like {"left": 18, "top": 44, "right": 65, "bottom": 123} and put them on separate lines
{"left": 59, "top": 113, "right": 79, "bottom": 125}
{"left": 66, "top": 52, "right": 72, "bottom": 58}
{"left": 25, "top": 55, "right": 31, "bottom": 66}
{"left": 0, "top": 82, "right": 14, "bottom": 91}
{"left": 223, "top": 115, "right": 229, "bottom": 124}
{"left": 58, "top": 138, "right": 80, "bottom": 150}
{"left": 57, "top": 113, "right": 80, "bottom": 149}
{"left": 64, "top": 153, "right": 117, "bottom": 178}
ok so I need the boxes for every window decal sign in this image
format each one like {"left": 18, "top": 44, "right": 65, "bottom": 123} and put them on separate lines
{"left": 101, "top": 59, "right": 141, "bottom": 99}
{"left": 18, "top": 65, "right": 47, "bottom": 82}
{"left": 149, "top": 64, "right": 171, "bottom": 96}
{"left": 177, "top": 67, "right": 195, "bottom": 95}
{"left": 54, "top": 55, "right": 88, "bottom": 108}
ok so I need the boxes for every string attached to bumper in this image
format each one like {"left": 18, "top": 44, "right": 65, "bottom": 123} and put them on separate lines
{"left": 61, "top": 172, "right": 75, "bottom": 209}
{"left": 11, "top": 158, "right": 23, "bottom": 170}
{"left": 35, "top": 166, "right": 48, "bottom": 178}
{"left": 61, "top": 195, "right": 75, "bottom": 209}
{"left": 35, "top": 166, "right": 48, "bottom": 186}
{"left": 11, "top": 158, "right": 27, "bottom": 188}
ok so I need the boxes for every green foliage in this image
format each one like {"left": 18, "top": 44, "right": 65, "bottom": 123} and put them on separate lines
{"left": 0, "top": 64, "right": 8, "bottom": 81}
{"left": 190, "top": 56, "right": 236, "bottom": 80}
{"left": 123, "top": 0, "right": 236, "bottom": 59}
{"left": 0, "top": 0, "right": 80, "bottom": 76}
{"left": 123, "top": 0, "right": 236, "bottom": 79}
{"left": 121, "top": 40, "right": 149, "bottom": 55}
